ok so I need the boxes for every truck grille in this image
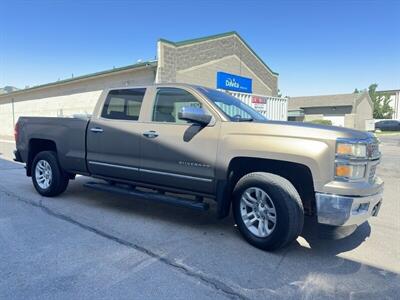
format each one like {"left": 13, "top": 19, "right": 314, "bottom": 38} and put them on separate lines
{"left": 369, "top": 164, "right": 377, "bottom": 183}
{"left": 367, "top": 142, "right": 380, "bottom": 160}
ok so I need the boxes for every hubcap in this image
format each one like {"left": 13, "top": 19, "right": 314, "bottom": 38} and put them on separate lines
{"left": 240, "top": 187, "right": 277, "bottom": 238}
{"left": 35, "top": 160, "right": 52, "bottom": 189}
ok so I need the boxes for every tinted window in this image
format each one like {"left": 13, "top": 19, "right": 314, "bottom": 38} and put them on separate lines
{"left": 381, "top": 121, "right": 391, "bottom": 126}
{"left": 102, "top": 88, "right": 146, "bottom": 120}
{"left": 152, "top": 88, "right": 202, "bottom": 123}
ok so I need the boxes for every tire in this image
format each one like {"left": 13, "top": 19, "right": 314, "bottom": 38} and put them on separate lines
{"left": 32, "top": 151, "right": 69, "bottom": 197}
{"left": 232, "top": 172, "right": 304, "bottom": 251}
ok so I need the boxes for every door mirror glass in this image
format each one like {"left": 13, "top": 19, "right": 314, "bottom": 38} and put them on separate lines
{"left": 178, "top": 106, "right": 212, "bottom": 125}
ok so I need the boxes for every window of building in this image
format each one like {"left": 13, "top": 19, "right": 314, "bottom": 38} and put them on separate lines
{"left": 101, "top": 88, "right": 146, "bottom": 120}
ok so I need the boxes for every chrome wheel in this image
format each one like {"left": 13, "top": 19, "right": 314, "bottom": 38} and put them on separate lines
{"left": 240, "top": 187, "right": 277, "bottom": 238}
{"left": 35, "top": 160, "right": 53, "bottom": 189}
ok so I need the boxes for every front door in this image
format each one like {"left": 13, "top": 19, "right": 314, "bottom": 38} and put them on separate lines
{"left": 140, "top": 87, "right": 220, "bottom": 194}
{"left": 86, "top": 88, "right": 147, "bottom": 181}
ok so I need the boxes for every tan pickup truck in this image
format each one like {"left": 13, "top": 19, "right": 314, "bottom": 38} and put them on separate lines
{"left": 14, "top": 84, "right": 383, "bottom": 250}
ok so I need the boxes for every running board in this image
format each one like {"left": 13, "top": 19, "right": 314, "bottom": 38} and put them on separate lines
{"left": 83, "top": 181, "right": 209, "bottom": 211}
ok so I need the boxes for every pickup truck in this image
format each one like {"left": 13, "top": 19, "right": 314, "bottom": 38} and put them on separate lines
{"left": 14, "top": 84, "right": 384, "bottom": 250}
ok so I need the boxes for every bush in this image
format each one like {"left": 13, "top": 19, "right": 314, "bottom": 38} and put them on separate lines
{"left": 308, "top": 119, "right": 333, "bottom": 126}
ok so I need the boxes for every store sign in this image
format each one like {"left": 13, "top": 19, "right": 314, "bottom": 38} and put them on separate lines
{"left": 216, "top": 72, "right": 252, "bottom": 93}
{"left": 251, "top": 96, "right": 267, "bottom": 110}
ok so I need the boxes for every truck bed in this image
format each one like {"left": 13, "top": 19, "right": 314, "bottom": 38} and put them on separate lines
{"left": 16, "top": 116, "right": 90, "bottom": 174}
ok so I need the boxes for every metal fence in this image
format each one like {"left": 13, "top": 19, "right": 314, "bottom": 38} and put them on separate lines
{"left": 226, "top": 91, "right": 288, "bottom": 121}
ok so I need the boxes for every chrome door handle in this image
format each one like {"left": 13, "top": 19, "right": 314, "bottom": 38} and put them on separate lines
{"left": 90, "top": 127, "right": 104, "bottom": 133}
{"left": 143, "top": 130, "right": 159, "bottom": 138}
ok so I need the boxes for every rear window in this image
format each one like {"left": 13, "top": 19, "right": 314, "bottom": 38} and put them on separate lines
{"left": 101, "top": 88, "right": 146, "bottom": 120}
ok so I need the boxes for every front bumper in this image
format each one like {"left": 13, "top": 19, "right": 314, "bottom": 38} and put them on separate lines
{"left": 315, "top": 191, "right": 383, "bottom": 226}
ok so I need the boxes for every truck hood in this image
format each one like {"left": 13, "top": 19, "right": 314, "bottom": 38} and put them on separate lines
{"left": 246, "top": 120, "right": 375, "bottom": 141}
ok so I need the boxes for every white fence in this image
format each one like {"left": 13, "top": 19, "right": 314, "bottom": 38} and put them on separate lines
{"left": 227, "top": 91, "right": 288, "bottom": 121}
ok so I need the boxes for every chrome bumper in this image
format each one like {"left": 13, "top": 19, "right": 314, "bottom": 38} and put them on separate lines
{"left": 315, "top": 191, "right": 383, "bottom": 226}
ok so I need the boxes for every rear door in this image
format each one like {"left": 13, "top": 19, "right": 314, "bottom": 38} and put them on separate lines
{"left": 86, "top": 88, "right": 147, "bottom": 181}
{"left": 139, "top": 87, "right": 220, "bottom": 194}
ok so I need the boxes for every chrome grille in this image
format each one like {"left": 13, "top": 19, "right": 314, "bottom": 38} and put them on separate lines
{"left": 367, "top": 142, "right": 380, "bottom": 160}
{"left": 369, "top": 164, "right": 377, "bottom": 183}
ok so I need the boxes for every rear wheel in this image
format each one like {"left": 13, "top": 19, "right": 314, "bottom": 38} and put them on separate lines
{"left": 233, "top": 172, "right": 304, "bottom": 250}
{"left": 32, "top": 151, "right": 69, "bottom": 197}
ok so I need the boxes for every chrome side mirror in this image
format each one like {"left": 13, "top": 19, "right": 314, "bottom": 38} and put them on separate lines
{"left": 178, "top": 107, "right": 212, "bottom": 125}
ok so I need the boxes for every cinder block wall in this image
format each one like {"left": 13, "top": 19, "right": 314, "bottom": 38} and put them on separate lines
{"left": 354, "top": 96, "right": 373, "bottom": 130}
{"left": 156, "top": 34, "right": 278, "bottom": 96}
{"left": 344, "top": 114, "right": 356, "bottom": 129}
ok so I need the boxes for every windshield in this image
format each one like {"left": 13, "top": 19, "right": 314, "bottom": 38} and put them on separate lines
{"left": 196, "top": 87, "right": 267, "bottom": 122}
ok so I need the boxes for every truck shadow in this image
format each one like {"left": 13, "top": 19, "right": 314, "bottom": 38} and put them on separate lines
{"left": 300, "top": 217, "right": 371, "bottom": 255}
{"left": 65, "top": 175, "right": 371, "bottom": 256}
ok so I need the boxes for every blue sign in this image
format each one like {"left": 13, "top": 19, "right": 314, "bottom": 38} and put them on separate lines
{"left": 216, "top": 72, "right": 252, "bottom": 93}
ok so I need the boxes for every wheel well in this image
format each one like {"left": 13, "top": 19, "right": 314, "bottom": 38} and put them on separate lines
{"left": 227, "top": 157, "right": 316, "bottom": 215}
{"left": 27, "top": 139, "right": 57, "bottom": 176}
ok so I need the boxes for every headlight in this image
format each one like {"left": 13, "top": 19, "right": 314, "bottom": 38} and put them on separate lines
{"left": 335, "top": 162, "right": 366, "bottom": 180}
{"left": 336, "top": 142, "right": 367, "bottom": 158}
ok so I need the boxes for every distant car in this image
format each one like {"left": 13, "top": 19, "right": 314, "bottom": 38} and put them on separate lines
{"left": 375, "top": 120, "right": 400, "bottom": 131}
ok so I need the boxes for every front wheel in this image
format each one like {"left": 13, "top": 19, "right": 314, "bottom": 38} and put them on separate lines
{"left": 233, "top": 172, "right": 304, "bottom": 251}
{"left": 32, "top": 151, "right": 69, "bottom": 197}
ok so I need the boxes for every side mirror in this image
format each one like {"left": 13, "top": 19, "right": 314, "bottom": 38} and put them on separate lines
{"left": 178, "top": 107, "right": 212, "bottom": 125}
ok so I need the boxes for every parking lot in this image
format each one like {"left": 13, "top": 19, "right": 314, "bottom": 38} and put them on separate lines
{"left": 0, "top": 135, "right": 399, "bottom": 299}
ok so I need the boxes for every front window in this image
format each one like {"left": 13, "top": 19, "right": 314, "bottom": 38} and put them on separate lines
{"left": 152, "top": 88, "right": 203, "bottom": 124}
{"left": 196, "top": 87, "right": 267, "bottom": 122}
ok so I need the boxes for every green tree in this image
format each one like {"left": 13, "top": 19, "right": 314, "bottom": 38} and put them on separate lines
{"left": 368, "top": 84, "right": 393, "bottom": 119}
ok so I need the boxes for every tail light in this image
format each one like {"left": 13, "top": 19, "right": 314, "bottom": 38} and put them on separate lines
{"left": 14, "top": 122, "right": 19, "bottom": 142}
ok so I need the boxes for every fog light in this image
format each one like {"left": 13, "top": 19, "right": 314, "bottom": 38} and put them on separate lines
{"left": 353, "top": 203, "right": 369, "bottom": 214}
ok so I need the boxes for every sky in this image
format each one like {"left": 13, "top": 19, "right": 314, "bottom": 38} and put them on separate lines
{"left": 0, "top": 0, "right": 399, "bottom": 96}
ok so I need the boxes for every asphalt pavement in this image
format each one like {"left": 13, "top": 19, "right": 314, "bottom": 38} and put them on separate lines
{"left": 0, "top": 136, "right": 399, "bottom": 299}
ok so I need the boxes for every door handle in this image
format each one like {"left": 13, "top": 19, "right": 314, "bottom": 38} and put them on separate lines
{"left": 90, "top": 127, "right": 104, "bottom": 133}
{"left": 143, "top": 130, "right": 159, "bottom": 138}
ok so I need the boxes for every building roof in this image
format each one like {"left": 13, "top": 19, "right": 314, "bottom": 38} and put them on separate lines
{"left": 288, "top": 92, "right": 367, "bottom": 110}
{"left": 0, "top": 61, "right": 157, "bottom": 98}
{"left": 159, "top": 31, "right": 279, "bottom": 76}
{"left": 377, "top": 89, "right": 400, "bottom": 95}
